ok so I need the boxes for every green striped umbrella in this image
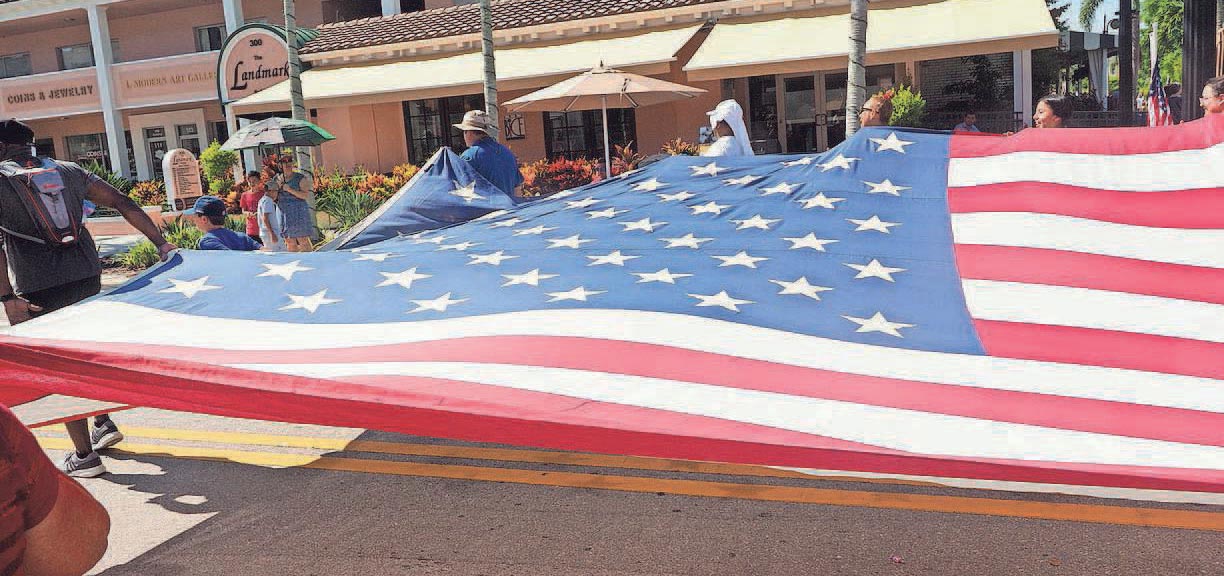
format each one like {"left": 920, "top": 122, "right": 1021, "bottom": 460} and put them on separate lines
{"left": 220, "top": 117, "right": 335, "bottom": 151}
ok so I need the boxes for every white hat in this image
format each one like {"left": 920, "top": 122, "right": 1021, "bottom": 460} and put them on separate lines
{"left": 453, "top": 110, "right": 494, "bottom": 133}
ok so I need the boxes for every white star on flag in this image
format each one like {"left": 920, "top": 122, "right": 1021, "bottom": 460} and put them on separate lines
{"left": 633, "top": 268, "right": 693, "bottom": 284}
{"left": 159, "top": 276, "right": 221, "bottom": 299}
{"left": 489, "top": 218, "right": 523, "bottom": 228}
{"left": 565, "top": 197, "right": 602, "bottom": 209}
{"left": 586, "top": 207, "right": 628, "bottom": 219}
{"left": 632, "top": 178, "right": 667, "bottom": 191}
{"left": 843, "top": 312, "right": 915, "bottom": 338}
{"left": 848, "top": 215, "right": 902, "bottom": 233}
{"left": 473, "top": 210, "right": 508, "bottom": 222}
{"left": 657, "top": 191, "right": 697, "bottom": 202}
{"left": 784, "top": 233, "right": 839, "bottom": 251}
{"left": 412, "top": 234, "right": 450, "bottom": 245}
{"left": 723, "top": 175, "right": 762, "bottom": 186}
{"left": 846, "top": 259, "right": 907, "bottom": 282}
{"left": 468, "top": 251, "right": 518, "bottom": 266}
{"left": 438, "top": 241, "right": 481, "bottom": 251}
{"left": 377, "top": 267, "right": 433, "bottom": 290}
{"left": 258, "top": 260, "right": 314, "bottom": 281}
{"left": 797, "top": 193, "right": 846, "bottom": 210}
{"left": 690, "top": 201, "right": 729, "bottom": 215}
{"left": 713, "top": 251, "right": 769, "bottom": 268}
{"left": 760, "top": 182, "right": 801, "bottom": 196}
{"left": 689, "top": 290, "right": 753, "bottom": 312}
{"left": 587, "top": 250, "right": 639, "bottom": 266}
{"left": 620, "top": 217, "right": 666, "bottom": 232}
{"left": 864, "top": 179, "right": 910, "bottom": 196}
{"left": 450, "top": 180, "right": 485, "bottom": 204}
{"left": 502, "top": 269, "right": 558, "bottom": 287}
{"left": 819, "top": 155, "right": 859, "bottom": 171}
{"left": 410, "top": 292, "right": 467, "bottom": 313}
{"left": 546, "top": 286, "right": 605, "bottom": 302}
{"left": 280, "top": 290, "right": 341, "bottom": 314}
{"left": 353, "top": 252, "right": 397, "bottom": 262}
{"left": 770, "top": 277, "right": 833, "bottom": 301}
{"left": 732, "top": 215, "right": 780, "bottom": 231}
{"left": 689, "top": 162, "right": 727, "bottom": 176}
{"left": 547, "top": 234, "right": 596, "bottom": 249}
{"left": 513, "top": 225, "right": 557, "bottom": 236}
{"left": 869, "top": 132, "right": 916, "bottom": 153}
{"left": 782, "top": 156, "right": 817, "bottom": 167}
{"left": 661, "top": 233, "right": 714, "bottom": 249}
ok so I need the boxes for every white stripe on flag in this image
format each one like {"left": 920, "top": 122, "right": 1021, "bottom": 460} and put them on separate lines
{"left": 233, "top": 361, "right": 1224, "bottom": 470}
{"left": 947, "top": 142, "right": 1224, "bottom": 191}
{"left": 15, "top": 302, "right": 1224, "bottom": 414}
{"left": 963, "top": 280, "right": 1224, "bottom": 344}
{"left": 951, "top": 212, "right": 1224, "bottom": 268}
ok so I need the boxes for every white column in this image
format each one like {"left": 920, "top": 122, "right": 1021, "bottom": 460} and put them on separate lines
{"left": 222, "top": 0, "right": 245, "bottom": 33}
{"left": 381, "top": 0, "right": 399, "bottom": 17}
{"left": 1012, "top": 49, "right": 1034, "bottom": 128}
{"left": 87, "top": 4, "right": 130, "bottom": 178}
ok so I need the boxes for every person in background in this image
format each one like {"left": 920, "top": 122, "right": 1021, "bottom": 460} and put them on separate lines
{"left": 1033, "top": 94, "right": 1074, "bottom": 128}
{"left": 453, "top": 110, "right": 524, "bottom": 196}
{"left": 258, "top": 179, "right": 286, "bottom": 252}
{"left": 238, "top": 170, "right": 265, "bottom": 245}
{"left": 859, "top": 92, "right": 894, "bottom": 128}
{"left": 273, "top": 155, "right": 316, "bottom": 252}
{"left": 703, "top": 99, "right": 754, "bottom": 157}
{"left": 1165, "top": 83, "right": 1184, "bottom": 124}
{"left": 187, "top": 196, "right": 260, "bottom": 251}
{"left": 1, "top": 403, "right": 111, "bottom": 576}
{"left": 953, "top": 111, "right": 981, "bottom": 132}
{"left": 1202, "top": 76, "right": 1224, "bottom": 115}
{"left": 0, "top": 118, "right": 176, "bottom": 478}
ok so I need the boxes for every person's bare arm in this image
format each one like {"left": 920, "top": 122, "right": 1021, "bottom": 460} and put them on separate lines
{"left": 85, "top": 179, "right": 176, "bottom": 261}
{"left": 0, "top": 247, "right": 42, "bottom": 324}
{"left": 23, "top": 473, "right": 111, "bottom": 576}
{"left": 281, "top": 173, "right": 312, "bottom": 201}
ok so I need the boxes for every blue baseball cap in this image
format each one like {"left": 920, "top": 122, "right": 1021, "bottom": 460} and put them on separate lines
{"left": 185, "top": 196, "right": 226, "bottom": 218}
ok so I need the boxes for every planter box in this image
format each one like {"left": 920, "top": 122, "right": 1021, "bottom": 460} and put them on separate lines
{"left": 85, "top": 206, "right": 165, "bottom": 237}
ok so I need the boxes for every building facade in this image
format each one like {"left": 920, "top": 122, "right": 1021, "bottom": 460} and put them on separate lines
{"left": 0, "top": 0, "right": 1060, "bottom": 181}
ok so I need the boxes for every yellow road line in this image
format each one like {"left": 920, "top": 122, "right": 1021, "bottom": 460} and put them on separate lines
{"left": 37, "top": 425, "right": 939, "bottom": 487}
{"left": 36, "top": 437, "right": 1224, "bottom": 532}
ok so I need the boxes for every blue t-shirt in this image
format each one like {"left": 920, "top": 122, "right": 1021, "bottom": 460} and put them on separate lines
{"left": 198, "top": 228, "right": 261, "bottom": 251}
{"left": 460, "top": 137, "right": 524, "bottom": 196}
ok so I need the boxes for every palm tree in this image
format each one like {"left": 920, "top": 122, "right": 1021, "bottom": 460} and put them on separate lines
{"left": 1079, "top": 0, "right": 1107, "bottom": 30}
{"left": 845, "top": 0, "right": 868, "bottom": 137}
{"left": 480, "top": 0, "right": 499, "bottom": 139}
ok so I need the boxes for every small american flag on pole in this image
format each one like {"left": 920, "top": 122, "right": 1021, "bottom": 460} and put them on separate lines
{"left": 1147, "top": 65, "right": 1173, "bottom": 127}
{"left": 3, "top": 118, "right": 1224, "bottom": 495}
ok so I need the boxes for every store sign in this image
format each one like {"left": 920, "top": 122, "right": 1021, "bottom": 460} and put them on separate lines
{"left": 163, "top": 148, "right": 203, "bottom": 209}
{"left": 218, "top": 25, "right": 291, "bottom": 104}
{"left": 116, "top": 55, "right": 217, "bottom": 107}
{"left": 0, "top": 68, "right": 99, "bottom": 118}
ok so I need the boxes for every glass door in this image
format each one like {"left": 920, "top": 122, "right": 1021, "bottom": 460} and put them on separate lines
{"left": 782, "top": 74, "right": 819, "bottom": 154}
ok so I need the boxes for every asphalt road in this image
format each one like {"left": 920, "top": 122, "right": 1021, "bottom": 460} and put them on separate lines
{"left": 20, "top": 406, "right": 1224, "bottom": 576}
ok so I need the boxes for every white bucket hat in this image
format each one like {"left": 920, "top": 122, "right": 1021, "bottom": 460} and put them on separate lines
{"left": 453, "top": 110, "right": 495, "bottom": 133}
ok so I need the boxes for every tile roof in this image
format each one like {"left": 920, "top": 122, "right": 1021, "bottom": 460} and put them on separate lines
{"left": 300, "top": 0, "right": 726, "bottom": 55}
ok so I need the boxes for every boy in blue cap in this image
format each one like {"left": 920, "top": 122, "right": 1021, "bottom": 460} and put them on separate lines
{"left": 187, "top": 196, "right": 261, "bottom": 251}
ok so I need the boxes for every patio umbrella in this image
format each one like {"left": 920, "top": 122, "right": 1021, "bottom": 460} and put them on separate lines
{"left": 220, "top": 117, "right": 336, "bottom": 151}
{"left": 505, "top": 64, "right": 706, "bottom": 177}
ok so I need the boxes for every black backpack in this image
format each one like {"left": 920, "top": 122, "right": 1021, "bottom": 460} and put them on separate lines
{"left": 0, "top": 158, "right": 82, "bottom": 248}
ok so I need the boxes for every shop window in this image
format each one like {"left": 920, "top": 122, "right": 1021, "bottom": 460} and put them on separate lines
{"left": 56, "top": 39, "right": 120, "bottom": 70}
{"left": 33, "top": 138, "right": 54, "bottom": 158}
{"left": 402, "top": 94, "right": 484, "bottom": 165}
{"left": 195, "top": 24, "right": 227, "bottom": 52}
{"left": 746, "top": 75, "right": 779, "bottom": 154}
{"left": 322, "top": 0, "right": 381, "bottom": 23}
{"left": 65, "top": 133, "right": 109, "bottom": 169}
{"left": 209, "top": 121, "right": 230, "bottom": 145}
{"left": 543, "top": 109, "right": 636, "bottom": 161}
{"left": 0, "top": 53, "right": 31, "bottom": 79}
{"left": 400, "top": 0, "right": 426, "bottom": 11}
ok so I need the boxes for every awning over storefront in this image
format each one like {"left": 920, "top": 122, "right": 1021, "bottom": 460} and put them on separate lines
{"left": 230, "top": 25, "right": 703, "bottom": 115}
{"left": 684, "top": 0, "right": 1059, "bottom": 81}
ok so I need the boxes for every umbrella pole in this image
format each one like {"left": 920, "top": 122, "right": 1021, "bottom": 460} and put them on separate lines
{"left": 601, "top": 96, "right": 612, "bottom": 179}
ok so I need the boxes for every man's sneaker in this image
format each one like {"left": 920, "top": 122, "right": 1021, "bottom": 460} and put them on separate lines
{"left": 91, "top": 420, "right": 124, "bottom": 451}
{"left": 60, "top": 451, "right": 107, "bottom": 478}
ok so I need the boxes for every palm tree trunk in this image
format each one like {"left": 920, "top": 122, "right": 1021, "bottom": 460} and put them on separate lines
{"left": 845, "top": 0, "right": 868, "bottom": 137}
{"left": 480, "top": 0, "right": 499, "bottom": 140}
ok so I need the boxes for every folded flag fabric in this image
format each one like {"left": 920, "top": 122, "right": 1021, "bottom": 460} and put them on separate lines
{"left": 4, "top": 117, "right": 1223, "bottom": 494}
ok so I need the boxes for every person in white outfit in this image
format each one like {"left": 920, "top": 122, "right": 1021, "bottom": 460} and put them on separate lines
{"left": 703, "top": 99, "right": 754, "bottom": 157}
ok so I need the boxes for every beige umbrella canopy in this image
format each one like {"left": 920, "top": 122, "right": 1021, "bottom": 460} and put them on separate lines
{"left": 505, "top": 64, "right": 706, "bottom": 176}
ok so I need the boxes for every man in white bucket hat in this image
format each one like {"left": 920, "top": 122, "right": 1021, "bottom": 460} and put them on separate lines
{"left": 454, "top": 110, "right": 524, "bottom": 196}
{"left": 703, "top": 100, "right": 754, "bottom": 157}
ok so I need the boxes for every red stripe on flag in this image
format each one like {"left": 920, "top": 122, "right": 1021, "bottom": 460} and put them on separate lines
{"left": 1, "top": 341, "right": 1222, "bottom": 493}
{"left": 0, "top": 386, "right": 48, "bottom": 408}
{"left": 7, "top": 335, "right": 1224, "bottom": 447}
{"left": 947, "top": 183, "right": 1224, "bottom": 229}
{"left": 948, "top": 115, "right": 1224, "bottom": 157}
{"left": 955, "top": 245, "right": 1224, "bottom": 305}
{"left": 975, "top": 320, "right": 1224, "bottom": 381}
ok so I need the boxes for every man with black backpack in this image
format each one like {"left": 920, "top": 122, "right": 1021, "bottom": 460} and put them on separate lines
{"left": 0, "top": 118, "right": 176, "bottom": 477}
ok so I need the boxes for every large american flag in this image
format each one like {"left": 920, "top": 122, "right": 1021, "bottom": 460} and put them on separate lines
{"left": 3, "top": 118, "right": 1223, "bottom": 494}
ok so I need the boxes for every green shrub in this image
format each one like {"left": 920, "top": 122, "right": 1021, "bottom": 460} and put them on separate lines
{"left": 198, "top": 141, "right": 239, "bottom": 184}
{"left": 887, "top": 84, "right": 927, "bottom": 128}
{"left": 118, "top": 241, "right": 161, "bottom": 270}
{"left": 82, "top": 160, "right": 133, "bottom": 194}
{"left": 316, "top": 188, "right": 382, "bottom": 231}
